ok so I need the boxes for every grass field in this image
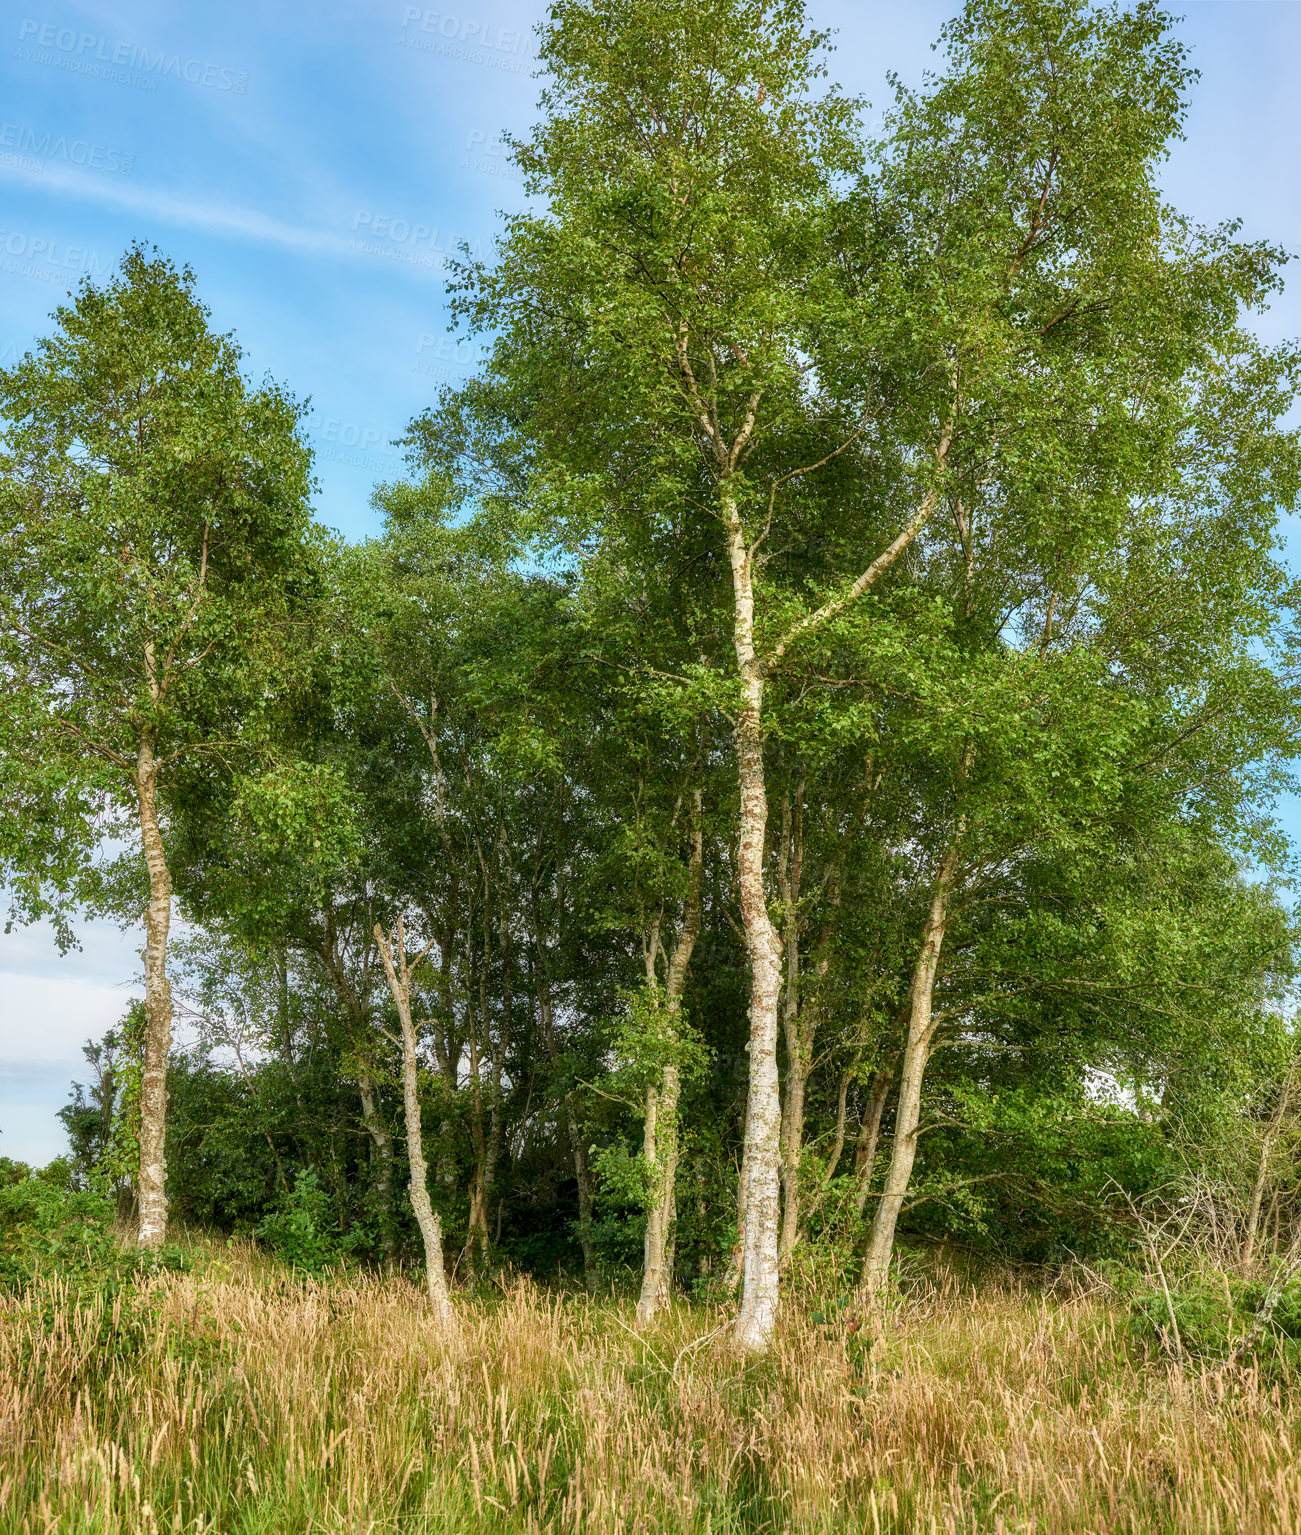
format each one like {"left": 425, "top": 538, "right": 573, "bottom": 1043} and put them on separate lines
{"left": 3, "top": 1242, "right": 1300, "bottom": 1534}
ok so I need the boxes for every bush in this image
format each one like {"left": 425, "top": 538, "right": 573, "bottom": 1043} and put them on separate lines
{"left": 0, "top": 1177, "right": 120, "bottom": 1290}
{"left": 0, "top": 1173, "right": 193, "bottom": 1293}
{"left": 255, "top": 1170, "right": 345, "bottom": 1277}
{"left": 1116, "top": 1261, "right": 1301, "bottom": 1368}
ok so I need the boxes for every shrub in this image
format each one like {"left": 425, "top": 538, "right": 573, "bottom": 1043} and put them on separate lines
{"left": 255, "top": 1170, "right": 345, "bottom": 1277}
{"left": 1116, "top": 1261, "right": 1301, "bottom": 1369}
{"left": 0, "top": 1176, "right": 120, "bottom": 1290}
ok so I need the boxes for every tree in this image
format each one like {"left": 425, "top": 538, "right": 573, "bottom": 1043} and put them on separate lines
{"left": 374, "top": 919, "right": 456, "bottom": 1327}
{"left": 407, "top": 0, "right": 1299, "bottom": 1348}
{"left": 0, "top": 247, "right": 314, "bottom": 1247}
{"left": 58, "top": 1017, "right": 139, "bottom": 1217}
{"left": 411, "top": 0, "right": 878, "bottom": 1351}
{"left": 838, "top": 0, "right": 1301, "bottom": 1296}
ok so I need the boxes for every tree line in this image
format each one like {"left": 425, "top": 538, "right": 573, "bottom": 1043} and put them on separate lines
{"left": 3, "top": 0, "right": 1300, "bottom": 1353}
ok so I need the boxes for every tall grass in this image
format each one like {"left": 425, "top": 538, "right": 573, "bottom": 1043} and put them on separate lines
{"left": 3, "top": 1244, "right": 1300, "bottom": 1533}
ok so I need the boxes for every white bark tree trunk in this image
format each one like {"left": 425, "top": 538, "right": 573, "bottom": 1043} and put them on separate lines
{"left": 860, "top": 840, "right": 962, "bottom": 1296}
{"left": 135, "top": 725, "right": 172, "bottom": 1251}
{"left": 636, "top": 789, "right": 704, "bottom": 1324}
{"left": 724, "top": 505, "right": 786, "bottom": 1354}
{"left": 358, "top": 1075, "right": 397, "bottom": 1269}
{"left": 375, "top": 921, "right": 456, "bottom": 1329}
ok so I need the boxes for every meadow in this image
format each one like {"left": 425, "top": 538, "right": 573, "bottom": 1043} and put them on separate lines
{"left": 4, "top": 1241, "right": 1301, "bottom": 1535}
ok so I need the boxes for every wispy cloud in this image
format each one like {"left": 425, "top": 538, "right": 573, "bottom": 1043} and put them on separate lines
{"left": 0, "top": 156, "right": 446, "bottom": 277}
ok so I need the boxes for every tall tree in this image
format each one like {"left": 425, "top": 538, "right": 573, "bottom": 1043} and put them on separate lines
{"left": 836, "top": 0, "right": 1301, "bottom": 1295}
{"left": 411, "top": 0, "right": 1266, "bottom": 1348}
{"left": 0, "top": 247, "right": 313, "bottom": 1247}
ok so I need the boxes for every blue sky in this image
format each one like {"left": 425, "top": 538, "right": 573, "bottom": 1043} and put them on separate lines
{"left": 1, "top": 0, "right": 1300, "bottom": 1164}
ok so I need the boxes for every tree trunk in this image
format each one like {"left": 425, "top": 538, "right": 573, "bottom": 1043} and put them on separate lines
{"left": 826, "top": 1073, "right": 851, "bottom": 1183}
{"left": 135, "top": 726, "right": 172, "bottom": 1251}
{"left": 860, "top": 840, "right": 961, "bottom": 1297}
{"left": 778, "top": 1042, "right": 807, "bottom": 1269}
{"left": 567, "top": 1103, "right": 598, "bottom": 1291}
{"left": 777, "top": 786, "right": 805, "bottom": 1271}
{"left": 852, "top": 1066, "right": 896, "bottom": 1220}
{"left": 1242, "top": 1062, "right": 1296, "bottom": 1276}
{"left": 636, "top": 789, "right": 703, "bottom": 1325}
{"left": 358, "top": 1074, "right": 397, "bottom": 1269}
{"left": 374, "top": 922, "right": 455, "bottom": 1328}
{"left": 776, "top": 780, "right": 840, "bottom": 1271}
{"left": 481, "top": 894, "right": 512, "bottom": 1257}
{"left": 724, "top": 504, "right": 786, "bottom": 1354}
{"left": 463, "top": 918, "right": 491, "bottom": 1268}
{"left": 722, "top": 1136, "right": 749, "bottom": 1293}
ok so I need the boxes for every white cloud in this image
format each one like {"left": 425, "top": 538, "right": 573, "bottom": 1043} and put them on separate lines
{"left": 0, "top": 156, "right": 445, "bottom": 275}
{"left": 0, "top": 916, "right": 142, "bottom": 986}
{"left": 0, "top": 1067, "right": 73, "bottom": 1167}
{"left": 0, "top": 970, "right": 136, "bottom": 1065}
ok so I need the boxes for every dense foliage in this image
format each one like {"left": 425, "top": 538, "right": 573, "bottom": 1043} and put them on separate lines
{"left": 3, "top": 0, "right": 1300, "bottom": 1348}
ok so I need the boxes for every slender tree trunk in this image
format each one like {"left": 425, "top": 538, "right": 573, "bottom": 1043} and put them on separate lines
{"left": 860, "top": 841, "right": 962, "bottom": 1297}
{"left": 778, "top": 1042, "right": 807, "bottom": 1269}
{"left": 135, "top": 725, "right": 172, "bottom": 1251}
{"left": 358, "top": 1074, "right": 397, "bottom": 1269}
{"left": 777, "top": 786, "right": 805, "bottom": 1271}
{"left": 636, "top": 1063, "right": 684, "bottom": 1321}
{"left": 723, "top": 503, "right": 786, "bottom": 1353}
{"left": 567, "top": 1104, "right": 598, "bottom": 1291}
{"left": 637, "top": 789, "right": 703, "bottom": 1325}
{"left": 463, "top": 919, "right": 491, "bottom": 1267}
{"left": 796, "top": 1062, "right": 858, "bottom": 1237}
{"left": 480, "top": 894, "right": 512, "bottom": 1256}
{"left": 722, "top": 1137, "right": 750, "bottom": 1293}
{"left": 826, "top": 1071, "right": 852, "bottom": 1183}
{"left": 776, "top": 783, "right": 841, "bottom": 1271}
{"left": 1242, "top": 1063, "right": 1295, "bottom": 1276}
{"left": 374, "top": 921, "right": 455, "bottom": 1328}
{"left": 852, "top": 1066, "right": 896, "bottom": 1219}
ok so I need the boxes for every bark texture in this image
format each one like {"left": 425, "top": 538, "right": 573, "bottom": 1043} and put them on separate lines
{"left": 860, "top": 839, "right": 962, "bottom": 1296}
{"left": 375, "top": 921, "right": 456, "bottom": 1328}
{"left": 726, "top": 507, "right": 786, "bottom": 1354}
{"left": 135, "top": 723, "right": 172, "bottom": 1251}
{"left": 636, "top": 789, "right": 704, "bottom": 1325}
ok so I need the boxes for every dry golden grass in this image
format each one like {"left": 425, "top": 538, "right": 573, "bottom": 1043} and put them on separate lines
{"left": 2, "top": 1244, "right": 1300, "bottom": 1533}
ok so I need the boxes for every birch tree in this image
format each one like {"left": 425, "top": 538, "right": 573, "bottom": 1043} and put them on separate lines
{"left": 374, "top": 919, "right": 456, "bottom": 1326}
{"left": 0, "top": 248, "right": 312, "bottom": 1248}
{"left": 845, "top": 0, "right": 1301, "bottom": 1294}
